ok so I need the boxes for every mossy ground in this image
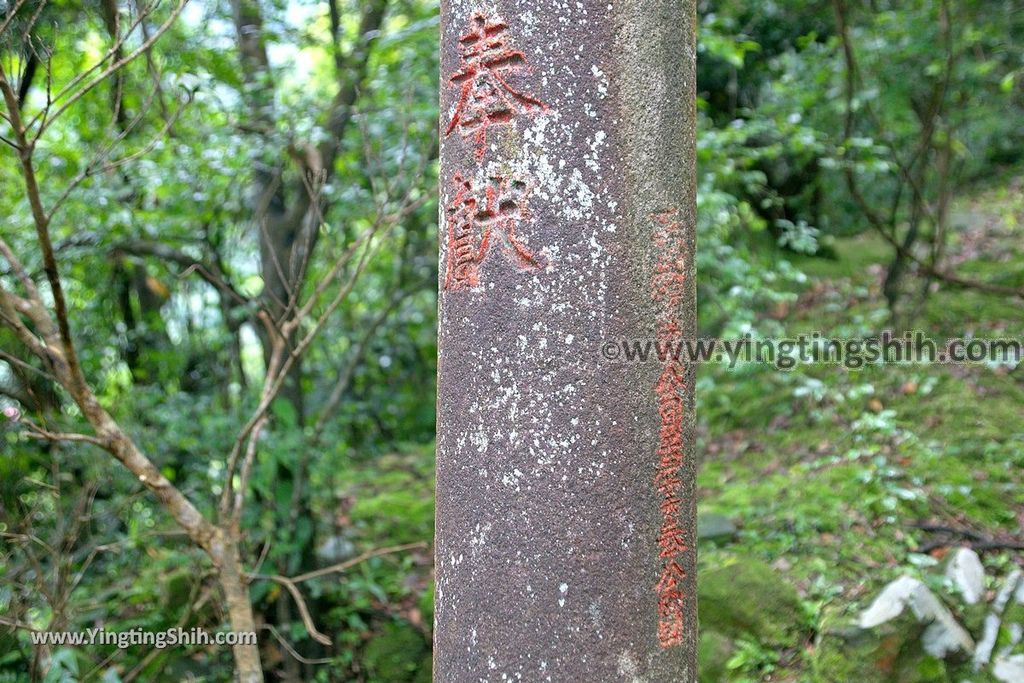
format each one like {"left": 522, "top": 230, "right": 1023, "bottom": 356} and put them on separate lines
{"left": 697, "top": 180, "right": 1024, "bottom": 680}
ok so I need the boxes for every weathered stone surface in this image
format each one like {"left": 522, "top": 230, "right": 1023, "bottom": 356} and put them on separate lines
{"left": 698, "top": 512, "right": 738, "bottom": 542}
{"left": 698, "top": 556, "right": 803, "bottom": 646}
{"left": 992, "top": 581, "right": 1024, "bottom": 682}
{"left": 993, "top": 654, "right": 1024, "bottom": 683}
{"left": 859, "top": 576, "right": 974, "bottom": 660}
{"left": 945, "top": 547, "right": 986, "bottom": 605}
{"left": 434, "top": 0, "right": 698, "bottom": 680}
{"left": 315, "top": 534, "right": 355, "bottom": 564}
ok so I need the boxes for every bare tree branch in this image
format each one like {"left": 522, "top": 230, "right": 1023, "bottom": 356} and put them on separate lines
{"left": 115, "top": 240, "right": 251, "bottom": 308}
{"left": 289, "top": 541, "right": 427, "bottom": 584}
{"left": 261, "top": 624, "right": 334, "bottom": 665}
{"left": 33, "top": 0, "right": 190, "bottom": 137}
{"left": 19, "top": 424, "right": 106, "bottom": 447}
{"left": 247, "top": 541, "right": 429, "bottom": 648}
{"left": 47, "top": 87, "right": 193, "bottom": 221}
{"left": 221, "top": 196, "right": 423, "bottom": 514}
{"left": 251, "top": 574, "right": 332, "bottom": 645}
{"left": 309, "top": 291, "right": 412, "bottom": 446}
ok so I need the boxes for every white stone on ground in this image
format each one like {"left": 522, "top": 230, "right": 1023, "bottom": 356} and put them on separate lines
{"left": 859, "top": 575, "right": 975, "bottom": 659}
{"left": 993, "top": 654, "right": 1024, "bottom": 683}
{"left": 974, "top": 569, "right": 1022, "bottom": 671}
{"left": 945, "top": 547, "right": 986, "bottom": 605}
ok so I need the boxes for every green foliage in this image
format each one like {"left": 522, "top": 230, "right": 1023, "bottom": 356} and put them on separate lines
{"left": 0, "top": 0, "right": 1021, "bottom": 680}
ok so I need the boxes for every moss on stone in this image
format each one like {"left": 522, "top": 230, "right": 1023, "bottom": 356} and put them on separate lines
{"left": 812, "top": 606, "right": 908, "bottom": 683}
{"left": 362, "top": 621, "right": 429, "bottom": 683}
{"left": 894, "top": 648, "right": 950, "bottom": 683}
{"left": 698, "top": 556, "right": 804, "bottom": 646}
{"left": 811, "top": 604, "right": 967, "bottom": 683}
{"left": 947, "top": 661, "right": 1000, "bottom": 682}
{"left": 698, "top": 629, "right": 735, "bottom": 683}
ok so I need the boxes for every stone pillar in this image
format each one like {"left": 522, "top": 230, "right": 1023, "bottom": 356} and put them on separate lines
{"left": 435, "top": 0, "right": 697, "bottom": 680}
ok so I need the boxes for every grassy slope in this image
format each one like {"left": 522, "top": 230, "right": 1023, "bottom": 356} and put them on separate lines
{"left": 697, "top": 181, "right": 1024, "bottom": 680}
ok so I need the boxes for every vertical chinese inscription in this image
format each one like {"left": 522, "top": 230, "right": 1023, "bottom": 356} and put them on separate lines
{"left": 442, "top": 10, "right": 550, "bottom": 292}
{"left": 651, "top": 208, "right": 689, "bottom": 648}
{"left": 444, "top": 11, "right": 548, "bottom": 161}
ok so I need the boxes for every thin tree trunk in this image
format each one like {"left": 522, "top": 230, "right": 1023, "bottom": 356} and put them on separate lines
{"left": 884, "top": 200, "right": 922, "bottom": 326}
{"left": 217, "top": 534, "right": 264, "bottom": 683}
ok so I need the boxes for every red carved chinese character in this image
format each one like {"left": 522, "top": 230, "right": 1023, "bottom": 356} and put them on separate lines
{"left": 655, "top": 560, "right": 687, "bottom": 594}
{"left": 445, "top": 174, "right": 483, "bottom": 289}
{"left": 650, "top": 207, "right": 692, "bottom": 649}
{"left": 658, "top": 520, "right": 689, "bottom": 559}
{"left": 657, "top": 590, "right": 686, "bottom": 647}
{"left": 445, "top": 12, "right": 547, "bottom": 160}
{"left": 654, "top": 471, "right": 682, "bottom": 497}
{"left": 444, "top": 173, "right": 544, "bottom": 291}
{"left": 660, "top": 495, "right": 682, "bottom": 518}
